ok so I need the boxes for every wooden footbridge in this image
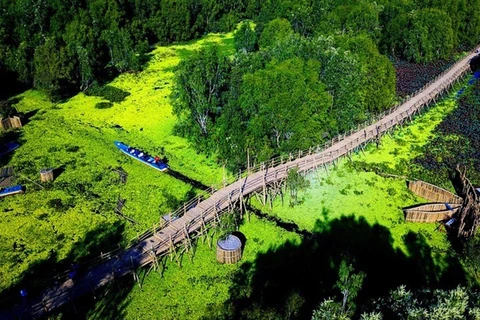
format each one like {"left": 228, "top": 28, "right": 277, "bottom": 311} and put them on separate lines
{"left": 4, "top": 47, "right": 480, "bottom": 318}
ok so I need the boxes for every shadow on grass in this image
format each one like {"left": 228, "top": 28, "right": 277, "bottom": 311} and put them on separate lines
{"left": 56, "top": 275, "right": 133, "bottom": 320}
{"left": 19, "top": 109, "right": 39, "bottom": 126}
{"left": 0, "top": 130, "right": 24, "bottom": 167}
{"left": 203, "top": 214, "right": 466, "bottom": 319}
{"left": 53, "top": 165, "right": 66, "bottom": 181}
{"left": 0, "top": 221, "right": 129, "bottom": 319}
{"left": 0, "top": 71, "right": 29, "bottom": 101}
{"left": 166, "top": 168, "right": 210, "bottom": 191}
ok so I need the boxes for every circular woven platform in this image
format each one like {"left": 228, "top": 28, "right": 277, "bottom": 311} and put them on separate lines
{"left": 216, "top": 235, "right": 242, "bottom": 264}
{"left": 40, "top": 168, "right": 54, "bottom": 182}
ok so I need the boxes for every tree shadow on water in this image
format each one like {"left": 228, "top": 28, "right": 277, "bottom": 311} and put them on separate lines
{"left": 206, "top": 215, "right": 466, "bottom": 319}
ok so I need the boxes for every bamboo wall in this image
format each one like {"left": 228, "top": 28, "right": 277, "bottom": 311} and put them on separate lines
{"left": 40, "top": 169, "right": 54, "bottom": 182}
{"left": 216, "top": 235, "right": 242, "bottom": 264}
{"left": 405, "top": 210, "right": 452, "bottom": 222}
{"left": 405, "top": 203, "right": 461, "bottom": 212}
{"left": 0, "top": 116, "right": 22, "bottom": 131}
{"left": 407, "top": 180, "right": 463, "bottom": 204}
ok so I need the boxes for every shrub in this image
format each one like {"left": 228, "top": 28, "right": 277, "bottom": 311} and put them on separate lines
{"left": 86, "top": 84, "right": 130, "bottom": 103}
{"left": 95, "top": 102, "right": 113, "bottom": 109}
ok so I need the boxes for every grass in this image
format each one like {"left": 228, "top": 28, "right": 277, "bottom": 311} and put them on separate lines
{"left": 86, "top": 216, "right": 300, "bottom": 320}
{"left": 0, "top": 32, "right": 235, "bottom": 292}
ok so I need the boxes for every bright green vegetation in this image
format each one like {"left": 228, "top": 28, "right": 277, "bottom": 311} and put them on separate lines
{"left": 0, "top": 32, "right": 234, "bottom": 292}
{"left": 111, "top": 216, "right": 300, "bottom": 320}
{"left": 267, "top": 96, "right": 458, "bottom": 240}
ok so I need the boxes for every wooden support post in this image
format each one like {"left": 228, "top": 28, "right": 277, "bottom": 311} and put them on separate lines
{"left": 262, "top": 168, "right": 267, "bottom": 206}
{"left": 183, "top": 223, "right": 192, "bottom": 253}
{"left": 169, "top": 234, "right": 181, "bottom": 267}
{"left": 200, "top": 214, "right": 208, "bottom": 243}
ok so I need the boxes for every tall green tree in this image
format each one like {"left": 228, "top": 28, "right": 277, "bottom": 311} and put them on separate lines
{"left": 286, "top": 167, "right": 310, "bottom": 206}
{"left": 234, "top": 21, "right": 258, "bottom": 52}
{"left": 33, "top": 38, "right": 74, "bottom": 99}
{"left": 338, "top": 34, "right": 396, "bottom": 113}
{"left": 101, "top": 27, "right": 139, "bottom": 72}
{"left": 239, "top": 58, "right": 332, "bottom": 162}
{"left": 385, "top": 8, "right": 455, "bottom": 62}
{"left": 259, "top": 18, "right": 294, "bottom": 48}
{"left": 172, "top": 46, "right": 231, "bottom": 149}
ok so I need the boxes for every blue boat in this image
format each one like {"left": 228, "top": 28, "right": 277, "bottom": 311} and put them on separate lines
{"left": 114, "top": 141, "right": 168, "bottom": 172}
{"left": 0, "top": 185, "right": 24, "bottom": 198}
{"left": 0, "top": 142, "right": 19, "bottom": 157}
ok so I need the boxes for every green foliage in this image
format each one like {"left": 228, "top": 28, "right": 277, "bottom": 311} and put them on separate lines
{"left": 338, "top": 34, "right": 396, "bottom": 113}
{"left": 101, "top": 27, "right": 140, "bottom": 72}
{"left": 286, "top": 167, "right": 310, "bottom": 206}
{"left": 259, "top": 18, "right": 293, "bottom": 48}
{"left": 33, "top": 38, "right": 74, "bottom": 100}
{"left": 367, "top": 285, "right": 477, "bottom": 319}
{"left": 312, "top": 299, "right": 350, "bottom": 320}
{"left": 172, "top": 46, "right": 231, "bottom": 149}
{"left": 461, "top": 235, "right": 480, "bottom": 283}
{"left": 85, "top": 84, "right": 131, "bottom": 103}
{"left": 238, "top": 58, "right": 332, "bottom": 161}
{"left": 335, "top": 261, "right": 365, "bottom": 316}
{"left": 385, "top": 8, "right": 455, "bottom": 63}
{"left": 234, "top": 21, "right": 258, "bottom": 52}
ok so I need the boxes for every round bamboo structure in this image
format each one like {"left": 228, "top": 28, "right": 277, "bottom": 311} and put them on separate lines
{"left": 216, "top": 234, "right": 242, "bottom": 264}
{"left": 40, "top": 168, "right": 54, "bottom": 182}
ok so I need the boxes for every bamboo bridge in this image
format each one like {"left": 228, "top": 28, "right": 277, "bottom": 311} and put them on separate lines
{"left": 3, "top": 47, "right": 480, "bottom": 318}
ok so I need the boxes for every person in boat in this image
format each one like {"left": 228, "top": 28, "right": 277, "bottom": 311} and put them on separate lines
{"left": 138, "top": 152, "right": 144, "bottom": 158}
{"left": 130, "top": 148, "right": 136, "bottom": 154}
{"left": 154, "top": 155, "right": 160, "bottom": 163}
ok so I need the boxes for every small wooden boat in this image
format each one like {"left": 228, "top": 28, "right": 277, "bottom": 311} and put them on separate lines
{"left": 403, "top": 202, "right": 461, "bottom": 222}
{"left": 407, "top": 180, "right": 463, "bottom": 204}
{"left": 114, "top": 141, "right": 168, "bottom": 172}
{"left": 0, "top": 142, "right": 19, "bottom": 157}
{"left": 0, "top": 185, "right": 25, "bottom": 198}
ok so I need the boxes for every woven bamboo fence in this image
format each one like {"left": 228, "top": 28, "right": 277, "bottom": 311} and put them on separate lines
{"left": 0, "top": 116, "right": 22, "bottom": 131}
{"left": 404, "top": 202, "right": 461, "bottom": 222}
{"left": 407, "top": 180, "right": 463, "bottom": 204}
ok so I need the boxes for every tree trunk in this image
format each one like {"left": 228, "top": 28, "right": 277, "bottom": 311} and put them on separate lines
{"left": 451, "top": 165, "right": 480, "bottom": 238}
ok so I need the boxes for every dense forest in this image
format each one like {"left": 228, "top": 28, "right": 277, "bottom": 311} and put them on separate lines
{"left": 2, "top": 0, "right": 480, "bottom": 98}
{"left": 171, "top": 0, "right": 480, "bottom": 170}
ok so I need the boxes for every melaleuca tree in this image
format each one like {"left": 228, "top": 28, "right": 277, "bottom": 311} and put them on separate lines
{"left": 258, "top": 18, "right": 294, "bottom": 48}
{"left": 172, "top": 46, "right": 231, "bottom": 151}
{"left": 234, "top": 21, "right": 258, "bottom": 53}
{"left": 385, "top": 8, "right": 455, "bottom": 62}
{"left": 238, "top": 58, "right": 332, "bottom": 163}
{"left": 33, "top": 38, "right": 74, "bottom": 99}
